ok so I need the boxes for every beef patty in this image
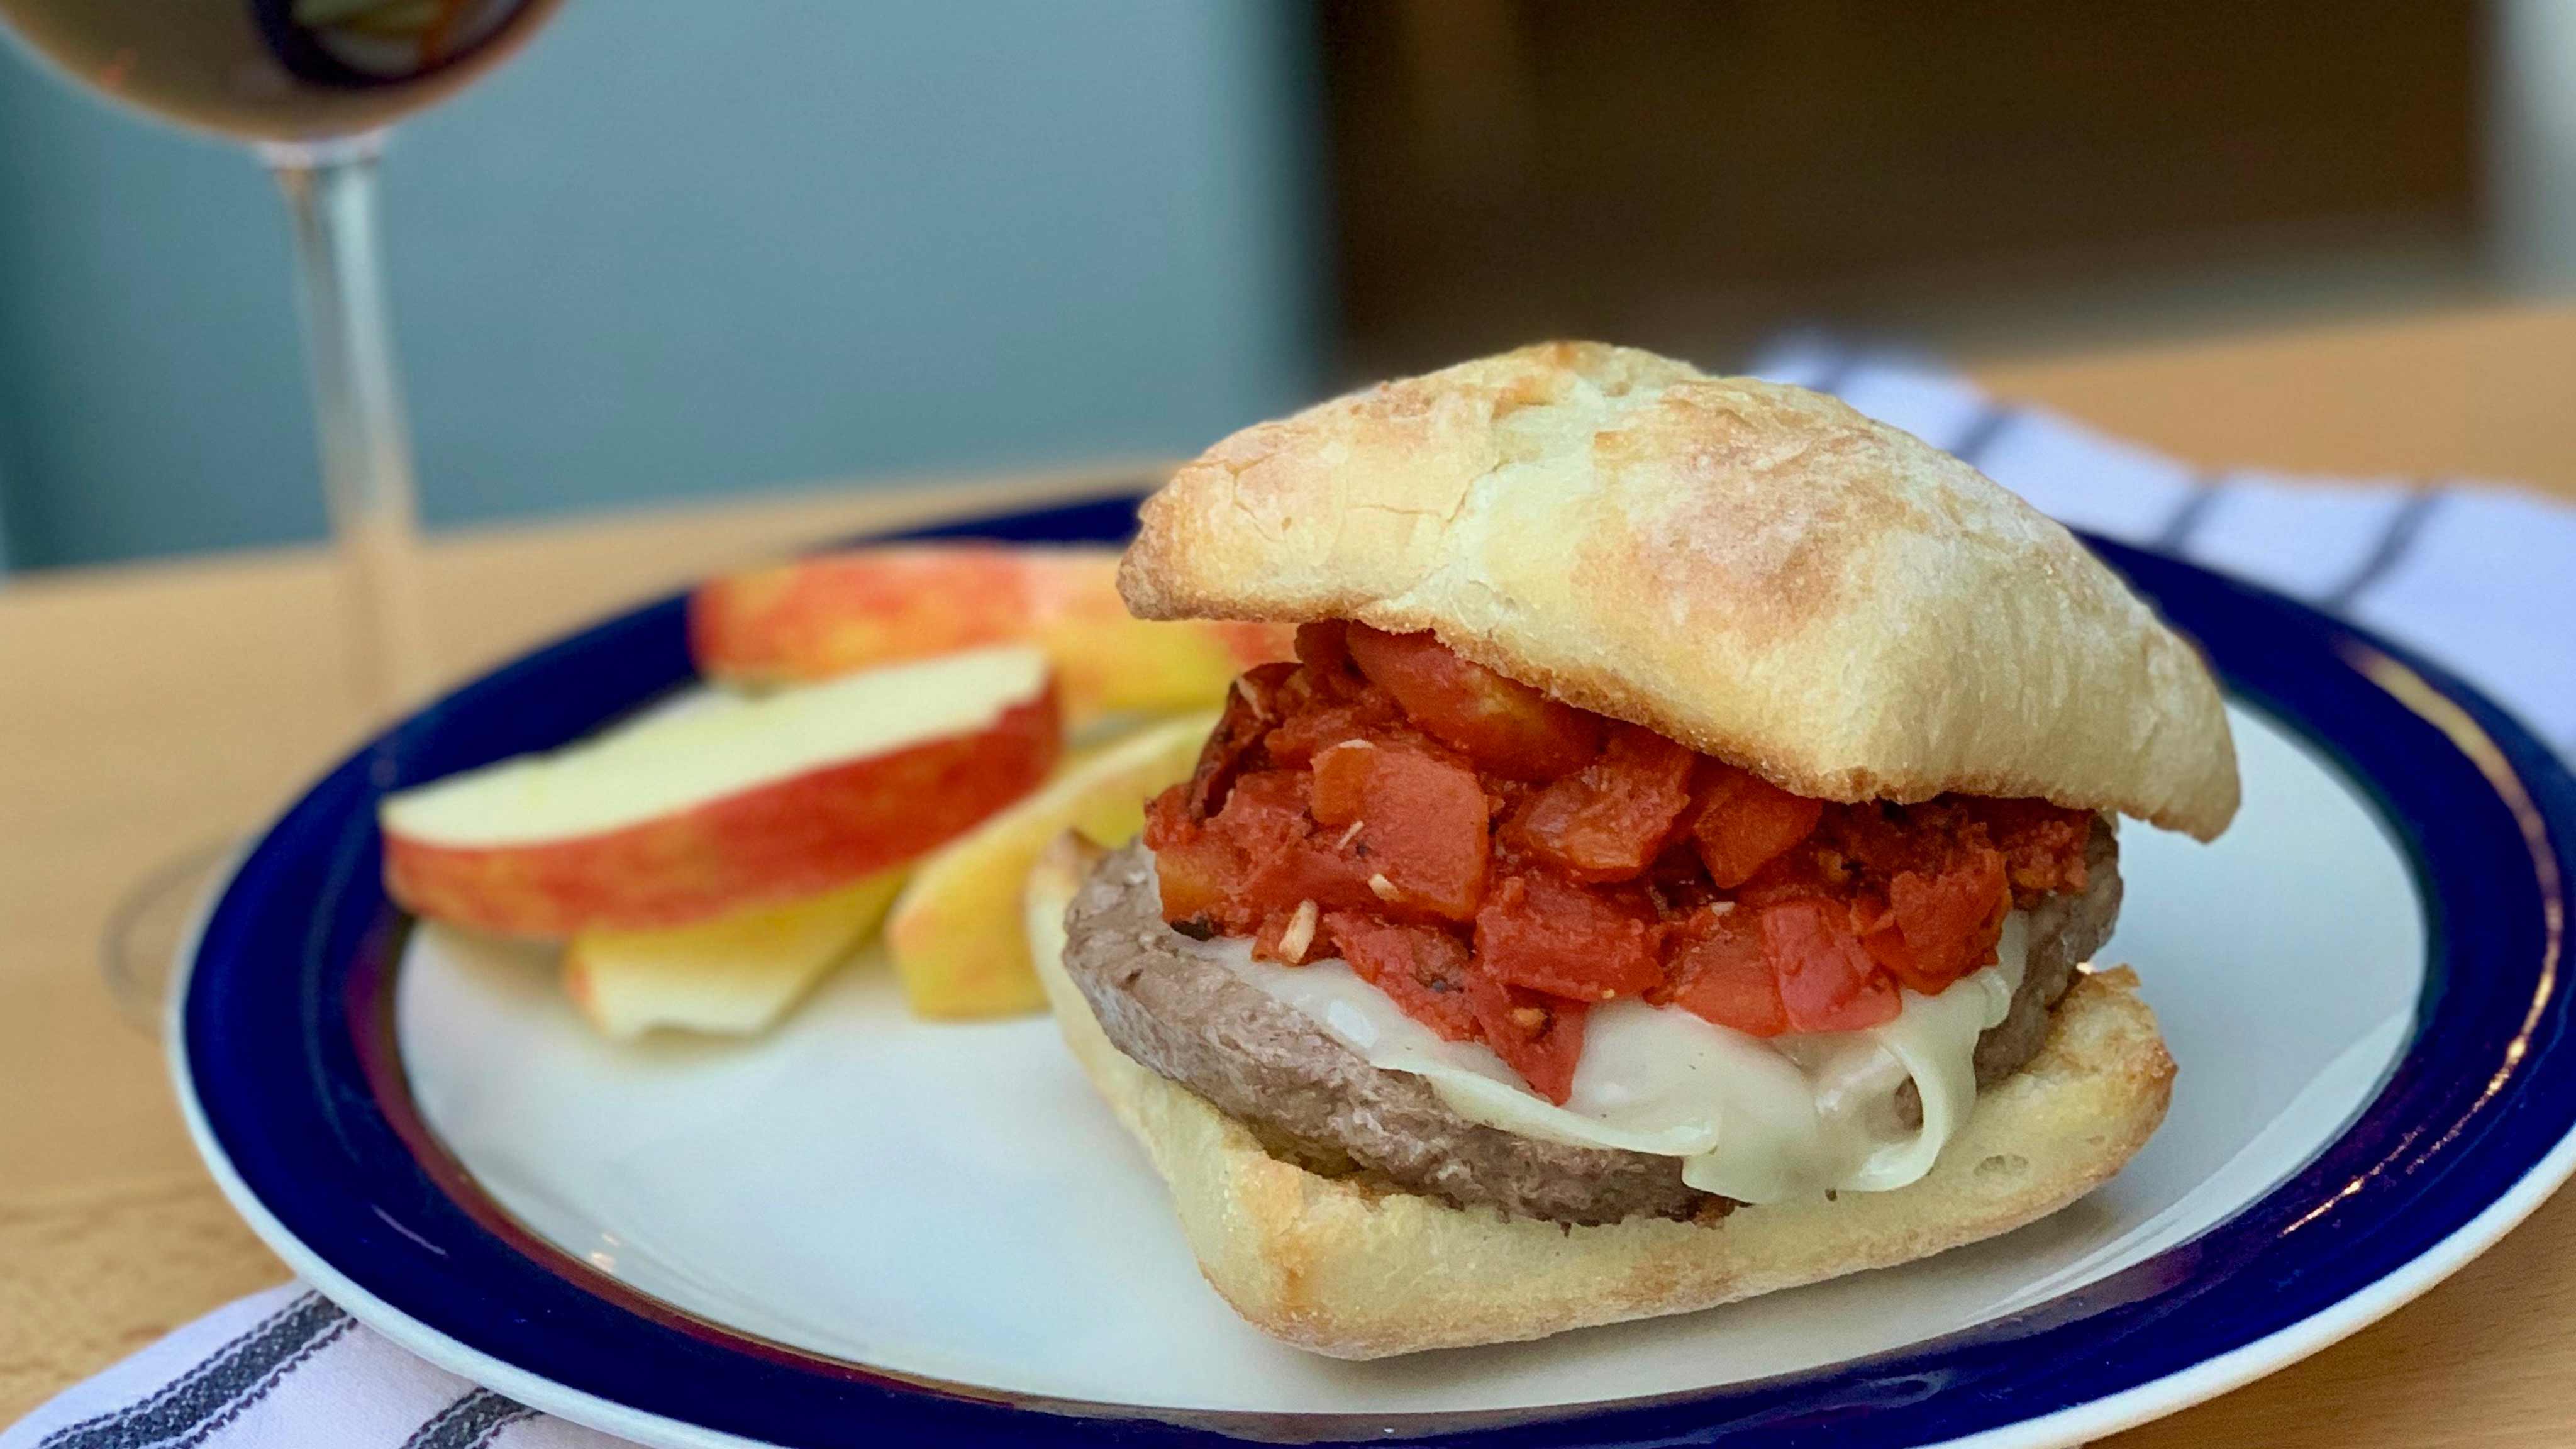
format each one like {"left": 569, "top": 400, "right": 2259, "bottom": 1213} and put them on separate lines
{"left": 1061, "top": 824, "right": 2121, "bottom": 1226}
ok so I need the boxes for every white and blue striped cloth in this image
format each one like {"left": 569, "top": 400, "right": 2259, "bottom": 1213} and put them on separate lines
{"left": 10, "top": 348, "right": 2575, "bottom": 1449}
{"left": 0, "top": 1287, "right": 599, "bottom": 1449}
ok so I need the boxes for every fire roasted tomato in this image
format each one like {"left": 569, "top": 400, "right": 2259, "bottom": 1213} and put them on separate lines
{"left": 1324, "top": 911, "right": 1480, "bottom": 1041}
{"left": 1661, "top": 906, "right": 1787, "bottom": 1036}
{"left": 1265, "top": 698, "right": 1403, "bottom": 767}
{"left": 1145, "top": 826, "right": 1233, "bottom": 925}
{"left": 1141, "top": 619, "right": 2101, "bottom": 1102}
{"left": 1760, "top": 899, "right": 1902, "bottom": 1032}
{"left": 1143, "top": 784, "right": 1236, "bottom": 924}
{"left": 1247, "top": 622, "right": 1414, "bottom": 768}
{"left": 1464, "top": 970, "right": 1589, "bottom": 1104}
{"left": 1182, "top": 661, "right": 1295, "bottom": 817}
{"left": 1970, "top": 797, "right": 2095, "bottom": 899}
{"left": 1306, "top": 739, "right": 1376, "bottom": 823}
{"left": 1293, "top": 619, "right": 1353, "bottom": 672}
{"left": 1308, "top": 741, "right": 1490, "bottom": 919}
{"left": 1503, "top": 724, "right": 1696, "bottom": 882}
{"left": 1146, "top": 770, "right": 1379, "bottom": 933}
{"left": 1690, "top": 761, "right": 1825, "bottom": 888}
{"left": 1859, "top": 845, "right": 2012, "bottom": 994}
{"left": 1343, "top": 625, "right": 1601, "bottom": 779}
{"left": 1473, "top": 870, "right": 1662, "bottom": 1000}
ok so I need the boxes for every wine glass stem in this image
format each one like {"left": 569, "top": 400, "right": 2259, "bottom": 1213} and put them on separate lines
{"left": 264, "top": 135, "right": 435, "bottom": 718}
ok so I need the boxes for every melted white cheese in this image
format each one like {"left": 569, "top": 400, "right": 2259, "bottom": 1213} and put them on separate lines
{"left": 1190, "top": 914, "right": 2026, "bottom": 1204}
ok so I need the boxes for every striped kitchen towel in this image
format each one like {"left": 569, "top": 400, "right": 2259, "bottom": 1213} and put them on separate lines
{"left": 8, "top": 346, "right": 2573, "bottom": 1449}
{"left": 0, "top": 1286, "right": 606, "bottom": 1449}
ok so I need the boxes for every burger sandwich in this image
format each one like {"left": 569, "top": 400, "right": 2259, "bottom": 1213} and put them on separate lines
{"left": 1033, "top": 341, "right": 2238, "bottom": 1358}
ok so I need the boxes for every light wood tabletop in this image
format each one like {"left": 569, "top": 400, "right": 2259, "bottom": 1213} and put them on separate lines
{"left": 5, "top": 303, "right": 2573, "bottom": 1443}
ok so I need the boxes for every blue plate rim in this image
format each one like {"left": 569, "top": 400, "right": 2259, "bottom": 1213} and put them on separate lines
{"left": 166, "top": 1031, "right": 2576, "bottom": 1449}
{"left": 167, "top": 496, "right": 2576, "bottom": 1449}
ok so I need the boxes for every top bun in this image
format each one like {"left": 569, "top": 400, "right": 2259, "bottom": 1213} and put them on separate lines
{"left": 1119, "top": 342, "right": 2238, "bottom": 840}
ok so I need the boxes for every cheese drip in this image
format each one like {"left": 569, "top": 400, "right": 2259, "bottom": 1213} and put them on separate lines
{"left": 1189, "top": 914, "right": 2026, "bottom": 1205}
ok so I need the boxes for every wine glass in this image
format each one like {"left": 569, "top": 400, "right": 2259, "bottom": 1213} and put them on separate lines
{"left": 0, "top": 0, "right": 567, "bottom": 1027}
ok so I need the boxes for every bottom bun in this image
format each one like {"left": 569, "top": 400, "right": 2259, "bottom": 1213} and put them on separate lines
{"left": 1026, "top": 836, "right": 2177, "bottom": 1360}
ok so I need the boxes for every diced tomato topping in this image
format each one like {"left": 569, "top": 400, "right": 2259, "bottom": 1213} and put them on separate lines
{"left": 1972, "top": 797, "right": 2095, "bottom": 899}
{"left": 1324, "top": 911, "right": 1480, "bottom": 1041}
{"left": 1236, "top": 846, "right": 1379, "bottom": 923}
{"left": 1761, "top": 899, "right": 1902, "bottom": 1032}
{"left": 1145, "top": 770, "right": 1373, "bottom": 933}
{"left": 1141, "top": 621, "right": 2097, "bottom": 1099}
{"left": 1690, "top": 762, "right": 1825, "bottom": 888}
{"left": 1304, "top": 741, "right": 1489, "bottom": 919}
{"left": 1343, "top": 625, "right": 1601, "bottom": 779}
{"left": 1825, "top": 797, "right": 2092, "bottom": 904}
{"left": 1860, "top": 845, "right": 2011, "bottom": 994}
{"left": 1210, "top": 770, "right": 1323, "bottom": 853}
{"left": 1265, "top": 697, "right": 1410, "bottom": 767}
{"left": 1307, "top": 740, "right": 1375, "bottom": 824}
{"left": 1662, "top": 907, "right": 1787, "bottom": 1036}
{"left": 1638, "top": 841, "right": 1724, "bottom": 920}
{"left": 1811, "top": 804, "right": 1918, "bottom": 879}
{"left": 1293, "top": 619, "right": 1352, "bottom": 673}
{"left": 1149, "top": 835, "right": 1235, "bottom": 924}
{"left": 1143, "top": 785, "right": 1230, "bottom": 923}
{"left": 1464, "top": 971, "right": 1589, "bottom": 1104}
{"left": 1473, "top": 870, "right": 1662, "bottom": 1000}
{"left": 1141, "top": 779, "right": 1192, "bottom": 852}
{"left": 1504, "top": 724, "right": 1696, "bottom": 882}
{"left": 1182, "top": 661, "right": 1294, "bottom": 817}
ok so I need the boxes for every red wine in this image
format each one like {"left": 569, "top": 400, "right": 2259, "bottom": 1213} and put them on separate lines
{"left": 0, "top": 0, "right": 562, "bottom": 143}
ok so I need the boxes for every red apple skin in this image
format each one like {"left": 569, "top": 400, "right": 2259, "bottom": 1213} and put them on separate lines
{"left": 689, "top": 546, "right": 1291, "bottom": 692}
{"left": 691, "top": 547, "right": 1050, "bottom": 682}
{"left": 384, "top": 689, "right": 1060, "bottom": 938}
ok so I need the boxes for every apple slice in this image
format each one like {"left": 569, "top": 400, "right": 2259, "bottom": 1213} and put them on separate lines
{"left": 886, "top": 711, "right": 1214, "bottom": 1018}
{"left": 688, "top": 544, "right": 1291, "bottom": 721}
{"left": 382, "top": 645, "right": 1059, "bottom": 937}
{"left": 564, "top": 869, "right": 906, "bottom": 1039}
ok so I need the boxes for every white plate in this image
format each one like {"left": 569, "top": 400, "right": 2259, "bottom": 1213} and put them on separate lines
{"left": 174, "top": 519, "right": 2576, "bottom": 1449}
{"left": 396, "top": 704, "right": 2419, "bottom": 1416}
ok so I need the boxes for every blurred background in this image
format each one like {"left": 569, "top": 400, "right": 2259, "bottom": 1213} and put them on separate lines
{"left": 0, "top": 0, "right": 2569, "bottom": 572}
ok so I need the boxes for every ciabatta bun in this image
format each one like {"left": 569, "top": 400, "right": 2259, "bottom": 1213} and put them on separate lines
{"left": 1027, "top": 837, "right": 2175, "bottom": 1360}
{"left": 1119, "top": 341, "right": 2237, "bottom": 840}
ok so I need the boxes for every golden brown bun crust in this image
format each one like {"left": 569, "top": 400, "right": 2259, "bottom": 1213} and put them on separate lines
{"left": 1027, "top": 836, "right": 2177, "bottom": 1360}
{"left": 1119, "top": 341, "right": 2238, "bottom": 840}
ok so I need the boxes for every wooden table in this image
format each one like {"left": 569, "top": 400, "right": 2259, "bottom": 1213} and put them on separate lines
{"left": 6, "top": 303, "right": 2573, "bottom": 1443}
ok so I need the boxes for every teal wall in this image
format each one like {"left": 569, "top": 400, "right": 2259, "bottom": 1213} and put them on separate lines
{"left": 0, "top": 1, "right": 1324, "bottom": 569}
